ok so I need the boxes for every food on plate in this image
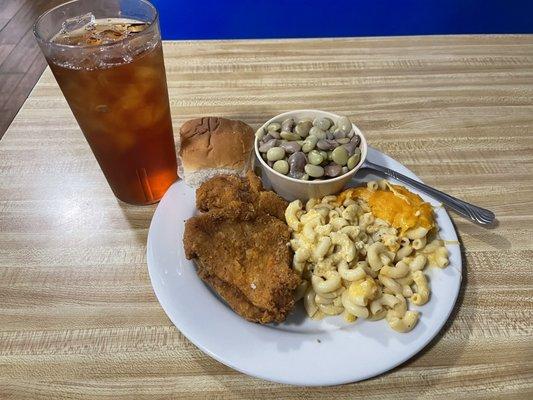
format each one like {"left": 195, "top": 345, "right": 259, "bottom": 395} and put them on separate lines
{"left": 195, "top": 172, "right": 287, "bottom": 221}
{"left": 179, "top": 117, "right": 255, "bottom": 187}
{"left": 256, "top": 115, "right": 362, "bottom": 180}
{"left": 286, "top": 179, "right": 449, "bottom": 332}
{"left": 183, "top": 172, "right": 301, "bottom": 323}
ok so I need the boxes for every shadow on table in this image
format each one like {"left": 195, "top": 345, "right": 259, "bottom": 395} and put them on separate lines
{"left": 116, "top": 199, "right": 156, "bottom": 246}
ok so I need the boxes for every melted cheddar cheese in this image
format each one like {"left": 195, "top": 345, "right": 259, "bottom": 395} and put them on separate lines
{"left": 337, "top": 185, "right": 434, "bottom": 235}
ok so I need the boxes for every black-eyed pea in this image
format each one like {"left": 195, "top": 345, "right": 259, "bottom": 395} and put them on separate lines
{"left": 266, "top": 146, "right": 285, "bottom": 161}
{"left": 332, "top": 146, "right": 349, "bottom": 166}
{"left": 304, "top": 164, "right": 325, "bottom": 178}
{"left": 273, "top": 159, "right": 289, "bottom": 175}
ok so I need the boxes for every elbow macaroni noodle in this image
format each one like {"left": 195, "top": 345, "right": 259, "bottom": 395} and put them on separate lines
{"left": 284, "top": 180, "right": 450, "bottom": 333}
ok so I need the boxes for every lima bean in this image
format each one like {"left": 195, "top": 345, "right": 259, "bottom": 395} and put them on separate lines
{"left": 261, "top": 133, "right": 274, "bottom": 143}
{"left": 295, "top": 120, "right": 313, "bottom": 137}
{"left": 258, "top": 139, "right": 278, "bottom": 152}
{"left": 333, "top": 130, "right": 346, "bottom": 140}
{"left": 305, "top": 164, "right": 325, "bottom": 178}
{"left": 337, "top": 116, "right": 352, "bottom": 134}
{"left": 280, "top": 141, "right": 301, "bottom": 154}
{"left": 332, "top": 146, "right": 349, "bottom": 166}
{"left": 308, "top": 150, "right": 324, "bottom": 165}
{"left": 273, "top": 159, "right": 289, "bottom": 175}
{"left": 269, "top": 130, "right": 281, "bottom": 139}
{"left": 267, "top": 122, "right": 281, "bottom": 132}
{"left": 302, "top": 136, "right": 318, "bottom": 153}
{"left": 313, "top": 117, "right": 332, "bottom": 131}
{"left": 325, "top": 163, "right": 342, "bottom": 177}
{"left": 317, "top": 139, "right": 336, "bottom": 151}
{"left": 347, "top": 149, "right": 361, "bottom": 169}
{"left": 280, "top": 131, "right": 301, "bottom": 141}
{"left": 266, "top": 146, "right": 285, "bottom": 161}
{"left": 309, "top": 127, "right": 327, "bottom": 140}
{"left": 336, "top": 137, "right": 350, "bottom": 144}
{"left": 281, "top": 118, "right": 295, "bottom": 132}
{"left": 255, "top": 128, "right": 265, "bottom": 140}
{"left": 288, "top": 151, "right": 306, "bottom": 174}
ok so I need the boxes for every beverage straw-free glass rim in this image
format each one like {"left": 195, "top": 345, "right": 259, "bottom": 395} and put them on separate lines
{"left": 33, "top": 0, "right": 158, "bottom": 49}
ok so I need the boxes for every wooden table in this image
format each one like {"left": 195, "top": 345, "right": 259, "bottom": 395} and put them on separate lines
{"left": 1, "top": 35, "right": 532, "bottom": 399}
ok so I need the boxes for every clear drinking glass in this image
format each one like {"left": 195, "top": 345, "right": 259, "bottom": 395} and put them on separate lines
{"left": 34, "top": 0, "right": 177, "bottom": 205}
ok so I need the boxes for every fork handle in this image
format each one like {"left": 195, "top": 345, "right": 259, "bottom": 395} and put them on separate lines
{"left": 362, "top": 160, "right": 495, "bottom": 225}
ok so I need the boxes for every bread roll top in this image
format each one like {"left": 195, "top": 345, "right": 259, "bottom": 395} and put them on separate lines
{"left": 179, "top": 117, "right": 254, "bottom": 172}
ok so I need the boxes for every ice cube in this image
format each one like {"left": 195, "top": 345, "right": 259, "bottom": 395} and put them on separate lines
{"left": 60, "top": 12, "right": 95, "bottom": 35}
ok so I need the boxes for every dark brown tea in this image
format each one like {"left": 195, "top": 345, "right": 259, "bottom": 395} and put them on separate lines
{"left": 47, "top": 16, "right": 177, "bottom": 204}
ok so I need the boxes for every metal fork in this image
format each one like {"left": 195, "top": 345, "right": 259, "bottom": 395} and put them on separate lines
{"left": 362, "top": 160, "right": 495, "bottom": 225}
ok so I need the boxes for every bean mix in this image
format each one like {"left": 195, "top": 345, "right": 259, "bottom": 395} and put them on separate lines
{"left": 256, "top": 116, "right": 362, "bottom": 180}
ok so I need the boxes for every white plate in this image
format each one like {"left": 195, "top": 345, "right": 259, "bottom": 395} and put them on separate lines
{"left": 146, "top": 147, "right": 462, "bottom": 386}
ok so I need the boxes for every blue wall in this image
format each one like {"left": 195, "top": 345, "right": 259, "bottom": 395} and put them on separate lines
{"left": 152, "top": 0, "right": 533, "bottom": 40}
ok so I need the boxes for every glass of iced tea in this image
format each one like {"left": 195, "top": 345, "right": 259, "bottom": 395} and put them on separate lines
{"left": 34, "top": 0, "right": 177, "bottom": 205}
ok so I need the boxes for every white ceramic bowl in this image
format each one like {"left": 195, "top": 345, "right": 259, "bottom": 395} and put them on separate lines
{"left": 255, "top": 109, "right": 368, "bottom": 201}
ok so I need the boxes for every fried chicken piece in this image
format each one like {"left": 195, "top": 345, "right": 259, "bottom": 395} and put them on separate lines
{"left": 184, "top": 173, "right": 299, "bottom": 323}
{"left": 183, "top": 210, "right": 299, "bottom": 323}
{"left": 195, "top": 171, "right": 287, "bottom": 221}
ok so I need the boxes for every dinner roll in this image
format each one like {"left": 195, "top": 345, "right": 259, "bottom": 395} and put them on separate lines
{"left": 178, "top": 117, "right": 255, "bottom": 187}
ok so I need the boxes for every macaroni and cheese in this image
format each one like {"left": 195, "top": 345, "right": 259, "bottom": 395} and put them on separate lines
{"left": 285, "top": 180, "right": 449, "bottom": 333}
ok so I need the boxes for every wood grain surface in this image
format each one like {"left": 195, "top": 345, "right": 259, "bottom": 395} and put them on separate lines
{"left": 1, "top": 35, "right": 532, "bottom": 399}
